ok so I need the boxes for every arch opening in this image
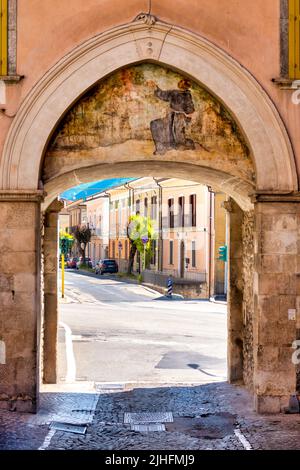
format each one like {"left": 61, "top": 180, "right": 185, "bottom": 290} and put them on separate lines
{"left": 0, "top": 20, "right": 298, "bottom": 415}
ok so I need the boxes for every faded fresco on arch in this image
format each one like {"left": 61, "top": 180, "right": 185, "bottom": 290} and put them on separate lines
{"left": 44, "top": 64, "right": 254, "bottom": 183}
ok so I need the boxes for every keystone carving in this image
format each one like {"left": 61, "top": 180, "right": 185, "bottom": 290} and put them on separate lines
{"left": 134, "top": 12, "right": 157, "bottom": 26}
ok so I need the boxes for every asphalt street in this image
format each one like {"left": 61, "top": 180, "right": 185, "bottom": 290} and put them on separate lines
{"left": 2, "top": 272, "right": 299, "bottom": 451}
{"left": 58, "top": 270, "right": 227, "bottom": 386}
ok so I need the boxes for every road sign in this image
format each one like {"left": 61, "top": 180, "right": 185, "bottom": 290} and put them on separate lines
{"left": 141, "top": 235, "right": 149, "bottom": 244}
{"left": 218, "top": 245, "right": 228, "bottom": 262}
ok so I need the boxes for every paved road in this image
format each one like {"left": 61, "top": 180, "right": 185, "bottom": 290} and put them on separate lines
{"left": 2, "top": 271, "right": 300, "bottom": 450}
{"left": 58, "top": 271, "right": 227, "bottom": 386}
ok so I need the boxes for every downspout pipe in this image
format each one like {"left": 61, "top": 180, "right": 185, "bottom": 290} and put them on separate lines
{"left": 104, "top": 191, "right": 111, "bottom": 258}
{"left": 153, "top": 178, "right": 163, "bottom": 272}
{"left": 125, "top": 182, "right": 135, "bottom": 216}
{"left": 207, "top": 186, "right": 215, "bottom": 299}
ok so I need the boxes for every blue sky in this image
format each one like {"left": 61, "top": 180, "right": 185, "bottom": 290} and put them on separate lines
{"left": 60, "top": 178, "right": 136, "bottom": 201}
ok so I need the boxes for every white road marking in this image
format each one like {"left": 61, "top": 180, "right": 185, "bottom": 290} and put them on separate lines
{"left": 59, "top": 321, "right": 76, "bottom": 383}
{"left": 38, "top": 428, "right": 56, "bottom": 451}
{"left": 234, "top": 427, "right": 252, "bottom": 450}
{"left": 37, "top": 393, "right": 100, "bottom": 450}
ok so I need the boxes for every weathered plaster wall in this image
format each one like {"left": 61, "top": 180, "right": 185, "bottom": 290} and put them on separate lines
{"left": 44, "top": 64, "right": 252, "bottom": 185}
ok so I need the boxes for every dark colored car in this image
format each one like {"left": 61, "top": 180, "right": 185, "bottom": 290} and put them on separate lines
{"left": 95, "top": 259, "right": 118, "bottom": 275}
{"left": 67, "top": 257, "right": 79, "bottom": 269}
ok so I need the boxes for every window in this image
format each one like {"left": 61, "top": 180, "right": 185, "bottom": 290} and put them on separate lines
{"left": 0, "top": 0, "right": 8, "bottom": 76}
{"left": 168, "top": 198, "right": 174, "bottom": 229}
{"left": 151, "top": 240, "right": 157, "bottom": 265}
{"left": 144, "top": 197, "right": 148, "bottom": 217}
{"left": 169, "top": 240, "right": 174, "bottom": 265}
{"left": 190, "top": 194, "right": 196, "bottom": 227}
{"left": 151, "top": 195, "right": 157, "bottom": 219}
{"left": 178, "top": 196, "right": 185, "bottom": 227}
{"left": 289, "top": 0, "right": 300, "bottom": 79}
{"left": 192, "top": 241, "right": 196, "bottom": 268}
{"left": 136, "top": 199, "right": 140, "bottom": 214}
{"left": 112, "top": 241, "right": 115, "bottom": 258}
{"left": 125, "top": 239, "right": 128, "bottom": 259}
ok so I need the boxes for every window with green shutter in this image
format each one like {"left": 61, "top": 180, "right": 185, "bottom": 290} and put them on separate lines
{"left": 0, "top": 0, "right": 8, "bottom": 76}
{"left": 289, "top": 0, "right": 300, "bottom": 79}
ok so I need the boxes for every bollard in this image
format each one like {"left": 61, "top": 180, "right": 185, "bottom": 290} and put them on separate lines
{"left": 167, "top": 276, "right": 173, "bottom": 298}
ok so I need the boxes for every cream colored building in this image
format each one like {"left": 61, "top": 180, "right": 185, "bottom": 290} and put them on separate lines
{"left": 86, "top": 195, "right": 110, "bottom": 262}
{"left": 62, "top": 178, "right": 227, "bottom": 294}
{"left": 73, "top": 177, "right": 227, "bottom": 296}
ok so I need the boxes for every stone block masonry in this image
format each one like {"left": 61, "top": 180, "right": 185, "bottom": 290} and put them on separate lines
{"left": 0, "top": 197, "right": 42, "bottom": 413}
{"left": 253, "top": 202, "right": 299, "bottom": 413}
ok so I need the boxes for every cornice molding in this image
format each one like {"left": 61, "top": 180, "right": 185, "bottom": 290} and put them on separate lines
{"left": 0, "top": 190, "right": 45, "bottom": 202}
{"left": 251, "top": 192, "right": 300, "bottom": 203}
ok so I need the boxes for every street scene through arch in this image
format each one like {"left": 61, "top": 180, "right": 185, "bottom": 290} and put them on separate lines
{"left": 55, "top": 176, "right": 229, "bottom": 392}
{"left": 40, "top": 61, "right": 255, "bottom": 401}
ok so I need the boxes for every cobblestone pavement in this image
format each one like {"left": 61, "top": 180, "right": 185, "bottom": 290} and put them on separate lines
{"left": 1, "top": 382, "right": 300, "bottom": 450}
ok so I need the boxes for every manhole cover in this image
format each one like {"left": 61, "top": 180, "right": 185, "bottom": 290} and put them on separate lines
{"left": 166, "top": 413, "right": 236, "bottom": 440}
{"left": 131, "top": 424, "right": 166, "bottom": 432}
{"left": 124, "top": 412, "right": 173, "bottom": 424}
{"left": 50, "top": 421, "right": 87, "bottom": 434}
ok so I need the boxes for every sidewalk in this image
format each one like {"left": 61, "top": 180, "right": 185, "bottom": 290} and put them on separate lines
{"left": 70, "top": 269, "right": 206, "bottom": 301}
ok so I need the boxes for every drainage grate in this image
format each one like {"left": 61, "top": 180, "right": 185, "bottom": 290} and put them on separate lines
{"left": 124, "top": 412, "right": 173, "bottom": 424}
{"left": 50, "top": 421, "right": 87, "bottom": 434}
{"left": 95, "top": 383, "right": 125, "bottom": 392}
{"left": 131, "top": 424, "right": 166, "bottom": 432}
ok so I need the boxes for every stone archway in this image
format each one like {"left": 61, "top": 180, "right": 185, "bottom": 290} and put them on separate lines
{"left": 0, "top": 18, "right": 299, "bottom": 414}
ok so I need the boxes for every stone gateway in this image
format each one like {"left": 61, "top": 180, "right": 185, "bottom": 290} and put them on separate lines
{"left": 0, "top": 2, "right": 299, "bottom": 415}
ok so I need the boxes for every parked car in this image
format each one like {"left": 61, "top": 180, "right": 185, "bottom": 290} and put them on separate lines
{"left": 67, "top": 257, "right": 79, "bottom": 269}
{"left": 76, "top": 257, "right": 93, "bottom": 269}
{"left": 95, "top": 259, "right": 118, "bottom": 275}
